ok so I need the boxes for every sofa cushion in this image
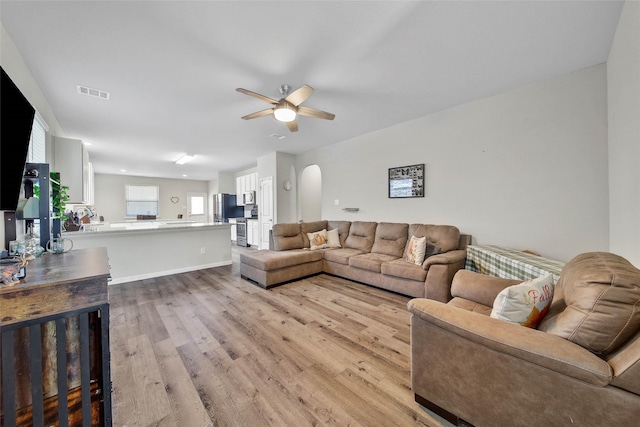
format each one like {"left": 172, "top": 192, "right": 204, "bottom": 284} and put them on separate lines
{"left": 301, "top": 221, "right": 329, "bottom": 247}
{"left": 240, "top": 249, "right": 323, "bottom": 271}
{"left": 424, "top": 243, "right": 442, "bottom": 259}
{"left": 381, "top": 258, "right": 428, "bottom": 282}
{"left": 371, "top": 222, "right": 408, "bottom": 257}
{"left": 326, "top": 228, "right": 341, "bottom": 248}
{"left": 490, "top": 273, "right": 554, "bottom": 328}
{"left": 405, "top": 235, "right": 427, "bottom": 265}
{"left": 323, "top": 248, "right": 365, "bottom": 265}
{"left": 344, "top": 221, "right": 377, "bottom": 253}
{"left": 272, "top": 223, "right": 304, "bottom": 251}
{"left": 307, "top": 229, "right": 328, "bottom": 250}
{"left": 539, "top": 252, "right": 640, "bottom": 355}
{"left": 405, "top": 224, "right": 460, "bottom": 254}
{"left": 349, "top": 253, "right": 400, "bottom": 273}
{"left": 328, "top": 221, "right": 351, "bottom": 247}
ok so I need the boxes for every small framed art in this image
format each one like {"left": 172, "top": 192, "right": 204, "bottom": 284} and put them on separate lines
{"left": 388, "top": 164, "right": 424, "bottom": 198}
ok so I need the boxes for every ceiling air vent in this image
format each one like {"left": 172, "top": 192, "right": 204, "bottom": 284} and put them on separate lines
{"left": 77, "top": 85, "right": 110, "bottom": 100}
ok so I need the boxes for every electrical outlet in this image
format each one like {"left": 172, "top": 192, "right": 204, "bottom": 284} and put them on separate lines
{"left": 200, "top": 247, "right": 206, "bottom": 254}
{"left": 334, "top": 199, "right": 339, "bottom": 205}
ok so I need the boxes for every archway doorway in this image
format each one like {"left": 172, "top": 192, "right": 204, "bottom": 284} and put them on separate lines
{"left": 300, "top": 165, "right": 322, "bottom": 222}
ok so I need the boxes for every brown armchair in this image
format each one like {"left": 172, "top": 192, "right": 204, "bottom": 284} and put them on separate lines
{"left": 408, "top": 252, "right": 640, "bottom": 426}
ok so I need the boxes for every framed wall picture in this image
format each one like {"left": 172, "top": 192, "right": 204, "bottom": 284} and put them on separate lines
{"left": 389, "top": 164, "right": 424, "bottom": 198}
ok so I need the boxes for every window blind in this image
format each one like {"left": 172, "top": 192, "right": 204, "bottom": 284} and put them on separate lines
{"left": 125, "top": 185, "right": 159, "bottom": 217}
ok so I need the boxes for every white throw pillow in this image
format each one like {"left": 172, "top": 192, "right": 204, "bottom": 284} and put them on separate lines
{"left": 307, "top": 229, "right": 328, "bottom": 250}
{"left": 326, "top": 228, "right": 342, "bottom": 248}
{"left": 405, "top": 235, "right": 427, "bottom": 265}
{"left": 490, "top": 273, "right": 554, "bottom": 328}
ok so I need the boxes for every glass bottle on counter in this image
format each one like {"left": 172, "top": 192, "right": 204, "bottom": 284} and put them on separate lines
{"left": 22, "top": 222, "right": 44, "bottom": 257}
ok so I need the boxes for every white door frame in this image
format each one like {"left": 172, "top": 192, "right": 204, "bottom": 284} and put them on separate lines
{"left": 186, "top": 192, "right": 207, "bottom": 222}
{"left": 259, "top": 177, "right": 273, "bottom": 249}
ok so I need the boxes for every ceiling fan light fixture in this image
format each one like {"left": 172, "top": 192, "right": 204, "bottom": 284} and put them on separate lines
{"left": 237, "top": 84, "right": 333, "bottom": 132}
{"left": 274, "top": 102, "right": 297, "bottom": 122}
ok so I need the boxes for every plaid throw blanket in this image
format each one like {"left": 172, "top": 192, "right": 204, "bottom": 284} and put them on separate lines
{"left": 465, "top": 245, "right": 564, "bottom": 283}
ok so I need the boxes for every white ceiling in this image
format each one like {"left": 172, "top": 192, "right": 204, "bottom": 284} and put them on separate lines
{"left": 1, "top": 1, "right": 623, "bottom": 181}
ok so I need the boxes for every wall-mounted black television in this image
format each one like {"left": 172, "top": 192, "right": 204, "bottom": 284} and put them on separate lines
{"left": 1, "top": 66, "right": 36, "bottom": 211}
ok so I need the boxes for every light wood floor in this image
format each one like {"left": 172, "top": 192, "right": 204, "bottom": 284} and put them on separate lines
{"left": 108, "top": 246, "right": 453, "bottom": 426}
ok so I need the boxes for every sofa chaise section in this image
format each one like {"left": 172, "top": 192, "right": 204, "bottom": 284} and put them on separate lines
{"left": 240, "top": 222, "right": 325, "bottom": 288}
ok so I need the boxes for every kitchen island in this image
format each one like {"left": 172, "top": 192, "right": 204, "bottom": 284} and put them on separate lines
{"left": 63, "top": 220, "right": 232, "bottom": 284}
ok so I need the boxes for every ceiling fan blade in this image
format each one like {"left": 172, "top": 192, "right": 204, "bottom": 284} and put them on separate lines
{"left": 285, "top": 85, "right": 314, "bottom": 106}
{"left": 297, "top": 106, "right": 335, "bottom": 120}
{"left": 236, "top": 88, "right": 278, "bottom": 104}
{"left": 286, "top": 119, "right": 299, "bottom": 132}
{"left": 241, "top": 108, "right": 274, "bottom": 120}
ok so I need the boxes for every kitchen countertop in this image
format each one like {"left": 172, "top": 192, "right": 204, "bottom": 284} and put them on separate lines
{"left": 63, "top": 220, "right": 231, "bottom": 235}
{"left": 60, "top": 220, "right": 233, "bottom": 285}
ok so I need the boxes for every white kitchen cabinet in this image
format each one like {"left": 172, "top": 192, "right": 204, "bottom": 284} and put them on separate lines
{"left": 248, "top": 219, "right": 259, "bottom": 246}
{"left": 236, "top": 176, "right": 244, "bottom": 206}
{"left": 236, "top": 172, "right": 258, "bottom": 205}
{"left": 84, "top": 161, "right": 94, "bottom": 205}
{"left": 54, "top": 136, "right": 90, "bottom": 203}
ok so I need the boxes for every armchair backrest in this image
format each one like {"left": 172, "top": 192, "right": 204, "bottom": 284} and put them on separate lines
{"left": 539, "top": 252, "right": 640, "bottom": 356}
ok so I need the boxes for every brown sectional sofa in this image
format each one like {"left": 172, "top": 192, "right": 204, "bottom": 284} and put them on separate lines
{"left": 240, "top": 220, "right": 471, "bottom": 301}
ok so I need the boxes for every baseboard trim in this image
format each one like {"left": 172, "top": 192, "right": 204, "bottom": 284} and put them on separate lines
{"left": 108, "top": 261, "right": 233, "bottom": 285}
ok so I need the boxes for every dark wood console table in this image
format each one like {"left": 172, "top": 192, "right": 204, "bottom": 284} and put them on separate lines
{"left": 1, "top": 247, "right": 112, "bottom": 426}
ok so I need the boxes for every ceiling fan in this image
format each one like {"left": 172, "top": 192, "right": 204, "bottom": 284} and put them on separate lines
{"left": 236, "top": 84, "right": 335, "bottom": 132}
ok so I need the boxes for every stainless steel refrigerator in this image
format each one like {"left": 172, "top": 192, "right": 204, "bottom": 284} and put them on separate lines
{"left": 213, "top": 193, "right": 243, "bottom": 222}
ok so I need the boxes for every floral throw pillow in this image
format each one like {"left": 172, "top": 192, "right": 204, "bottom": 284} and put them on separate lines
{"left": 405, "top": 235, "right": 427, "bottom": 265}
{"left": 490, "top": 273, "right": 554, "bottom": 328}
{"left": 307, "top": 229, "right": 328, "bottom": 250}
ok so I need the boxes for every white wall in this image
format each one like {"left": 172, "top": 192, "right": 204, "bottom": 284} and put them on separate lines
{"left": 1, "top": 24, "right": 65, "bottom": 249}
{"left": 300, "top": 165, "right": 322, "bottom": 222}
{"left": 1, "top": 24, "right": 64, "bottom": 138}
{"left": 207, "top": 178, "right": 217, "bottom": 222}
{"left": 256, "top": 152, "right": 297, "bottom": 224}
{"left": 94, "top": 173, "right": 208, "bottom": 221}
{"left": 608, "top": 1, "right": 640, "bottom": 268}
{"left": 297, "top": 64, "right": 609, "bottom": 262}
{"left": 276, "top": 152, "right": 297, "bottom": 224}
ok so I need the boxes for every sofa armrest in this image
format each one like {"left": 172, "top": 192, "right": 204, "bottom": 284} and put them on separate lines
{"left": 421, "top": 249, "right": 467, "bottom": 302}
{"left": 422, "top": 249, "right": 467, "bottom": 269}
{"left": 407, "top": 298, "right": 613, "bottom": 386}
{"left": 451, "top": 269, "right": 521, "bottom": 307}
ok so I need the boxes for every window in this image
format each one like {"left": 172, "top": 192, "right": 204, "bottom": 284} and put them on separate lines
{"left": 125, "top": 185, "right": 159, "bottom": 217}
{"left": 188, "top": 193, "right": 205, "bottom": 216}
{"left": 27, "top": 113, "right": 47, "bottom": 163}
